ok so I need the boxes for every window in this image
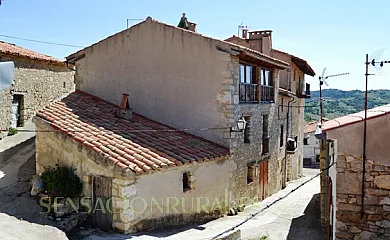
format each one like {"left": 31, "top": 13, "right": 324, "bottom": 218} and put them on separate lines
{"left": 262, "top": 115, "right": 269, "bottom": 155}
{"left": 261, "top": 69, "right": 274, "bottom": 102}
{"left": 247, "top": 165, "right": 255, "bottom": 184}
{"left": 316, "top": 154, "right": 320, "bottom": 163}
{"left": 261, "top": 69, "right": 272, "bottom": 86}
{"left": 239, "top": 63, "right": 258, "bottom": 103}
{"left": 183, "top": 172, "right": 195, "bottom": 191}
{"left": 63, "top": 82, "right": 66, "bottom": 88}
{"left": 304, "top": 138, "right": 309, "bottom": 145}
{"left": 280, "top": 125, "right": 284, "bottom": 147}
{"left": 244, "top": 116, "right": 251, "bottom": 143}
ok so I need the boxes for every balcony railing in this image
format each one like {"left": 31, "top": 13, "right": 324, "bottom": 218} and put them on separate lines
{"left": 262, "top": 136, "right": 269, "bottom": 155}
{"left": 297, "top": 83, "right": 310, "bottom": 98}
{"left": 261, "top": 85, "right": 274, "bottom": 103}
{"left": 239, "top": 83, "right": 258, "bottom": 103}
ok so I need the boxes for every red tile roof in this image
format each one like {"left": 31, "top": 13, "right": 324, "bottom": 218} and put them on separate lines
{"left": 304, "top": 105, "right": 390, "bottom": 133}
{"left": 36, "top": 91, "right": 230, "bottom": 175}
{"left": 0, "top": 41, "right": 64, "bottom": 64}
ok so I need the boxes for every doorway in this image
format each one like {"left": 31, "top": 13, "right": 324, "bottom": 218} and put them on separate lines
{"left": 92, "top": 176, "right": 113, "bottom": 231}
{"left": 259, "top": 159, "right": 269, "bottom": 201}
{"left": 11, "top": 95, "right": 23, "bottom": 128}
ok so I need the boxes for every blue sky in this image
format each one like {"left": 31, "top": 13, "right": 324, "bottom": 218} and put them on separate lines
{"left": 1, "top": 0, "right": 389, "bottom": 90}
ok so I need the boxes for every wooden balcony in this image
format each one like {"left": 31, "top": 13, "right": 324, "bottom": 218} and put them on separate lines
{"left": 239, "top": 83, "right": 258, "bottom": 103}
{"left": 261, "top": 85, "right": 274, "bottom": 103}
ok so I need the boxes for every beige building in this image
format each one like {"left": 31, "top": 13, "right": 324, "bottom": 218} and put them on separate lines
{"left": 320, "top": 104, "right": 390, "bottom": 240}
{"left": 34, "top": 14, "right": 315, "bottom": 233}
{"left": 0, "top": 41, "right": 74, "bottom": 138}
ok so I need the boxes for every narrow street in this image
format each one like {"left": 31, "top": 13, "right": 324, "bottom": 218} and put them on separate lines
{"left": 69, "top": 168, "right": 325, "bottom": 240}
{"left": 0, "top": 126, "right": 69, "bottom": 240}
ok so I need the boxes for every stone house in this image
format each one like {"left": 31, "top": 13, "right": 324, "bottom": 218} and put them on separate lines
{"left": 319, "top": 104, "right": 390, "bottom": 240}
{"left": 34, "top": 15, "right": 315, "bottom": 232}
{"left": 0, "top": 41, "right": 74, "bottom": 138}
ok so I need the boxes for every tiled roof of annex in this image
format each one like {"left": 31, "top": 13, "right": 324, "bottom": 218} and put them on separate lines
{"left": 36, "top": 91, "right": 230, "bottom": 175}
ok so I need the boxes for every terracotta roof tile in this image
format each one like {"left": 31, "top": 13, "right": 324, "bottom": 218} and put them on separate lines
{"left": 304, "top": 104, "right": 390, "bottom": 133}
{"left": 0, "top": 41, "right": 65, "bottom": 64}
{"left": 37, "top": 91, "right": 230, "bottom": 175}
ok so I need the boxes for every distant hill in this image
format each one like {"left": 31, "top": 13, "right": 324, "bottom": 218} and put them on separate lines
{"left": 304, "top": 89, "right": 390, "bottom": 122}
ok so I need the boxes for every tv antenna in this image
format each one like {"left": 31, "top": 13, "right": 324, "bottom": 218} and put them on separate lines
{"left": 318, "top": 68, "right": 349, "bottom": 124}
{"left": 238, "top": 23, "right": 250, "bottom": 37}
{"left": 361, "top": 48, "right": 389, "bottom": 217}
{"left": 127, "top": 18, "right": 144, "bottom": 29}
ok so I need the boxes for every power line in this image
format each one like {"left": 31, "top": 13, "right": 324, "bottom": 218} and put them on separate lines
{"left": 0, "top": 127, "right": 227, "bottom": 133}
{"left": 0, "top": 34, "right": 83, "bottom": 48}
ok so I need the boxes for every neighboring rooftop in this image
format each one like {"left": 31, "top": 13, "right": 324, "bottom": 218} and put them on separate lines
{"left": 0, "top": 41, "right": 64, "bottom": 64}
{"left": 304, "top": 104, "right": 390, "bottom": 133}
{"left": 272, "top": 49, "right": 316, "bottom": 76}
{"left": 36, "top": 91, "right": 230, "bottom": 175}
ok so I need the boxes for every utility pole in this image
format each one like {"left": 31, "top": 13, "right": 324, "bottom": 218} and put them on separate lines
{"left": 361, "top": 50, "right": 389, "bottom": 218}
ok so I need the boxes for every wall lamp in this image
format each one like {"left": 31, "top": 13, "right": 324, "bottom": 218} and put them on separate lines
{"left": 230, "top": 117, "right": 247, "bottom": 132}
{"left": 315, "top": 122, "right": 325, "bottom": 139}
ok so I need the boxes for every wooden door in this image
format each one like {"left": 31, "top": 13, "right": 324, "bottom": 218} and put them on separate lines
{"left": 258, "top": 159, "right": 269, "bottom": 201}
{"left": 93, "top": 176, "right": 113, "bottom": 231}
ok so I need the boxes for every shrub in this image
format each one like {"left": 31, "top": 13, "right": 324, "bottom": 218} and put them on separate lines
{"left": 7, "top": 127, "right": 18, "bottom": 136}
{"left": 41, "top": 166, "right": 83, "bottom": 199}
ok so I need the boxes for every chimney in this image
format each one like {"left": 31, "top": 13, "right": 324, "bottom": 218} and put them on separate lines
{"left": 178, "top": 13, "right": 197, "bottom": 32}
{"left": 242, "top": 28, "right": 248, "bottom": 39}
{"left": 177, "top": 13, "right": 189, "bottom": 29}
{"left": 188, "top": 22, "right": 197, "bottom": 32}
{"left": 117, "top": 93, "right": 132, "bottom": 120}
{"left": 248, "top": 30, "right": 272, "bottom": 56}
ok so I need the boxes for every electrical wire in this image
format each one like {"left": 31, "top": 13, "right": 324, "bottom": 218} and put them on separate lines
{"left": 0, "top": 34, "right": 83, "bottom": 48}
{"left": 210, "top": 161, "right": 336, "bottom": 240}
{"left": 0, "top": 127, "right": 227, "bottom": 133}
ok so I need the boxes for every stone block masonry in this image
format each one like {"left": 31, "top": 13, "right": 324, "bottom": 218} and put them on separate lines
{"left": 335, "top": 154, "right": 390, "bottom": 240}
{"left": 0, "top": 55, "right": 74, "bottom": 139}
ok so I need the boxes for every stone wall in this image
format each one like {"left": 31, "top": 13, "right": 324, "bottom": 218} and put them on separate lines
{"left": 0, "top": 55, "right": 74, "bottom": 138}
{"left": 335, "top": 154, "right": 390, "bottom": 240}
{"left": 225, "top": 55, "right": 284, "bottom": 203}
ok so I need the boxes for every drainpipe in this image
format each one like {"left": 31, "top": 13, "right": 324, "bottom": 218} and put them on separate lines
{"left": 324, "top": 140, "right": 330, "bottom": 233}
{"left": 283, "top": 96, "right": 296, "bottom": 189}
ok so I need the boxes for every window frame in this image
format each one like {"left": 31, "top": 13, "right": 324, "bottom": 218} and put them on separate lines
{"left": 280, "top": 125, "right": 284, "bottom": 147}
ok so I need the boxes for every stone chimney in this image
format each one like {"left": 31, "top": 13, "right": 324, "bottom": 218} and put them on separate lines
{"left": 116, "top": 93, "right": 132, "bottom": 120}
{"left": 242, "top": 28, "right": 248, "bottom": 39}
{"left": 188, "top": 22, "right": 197, "bottom": 32}
{"left": 177, "top": 13, "right": 197, "bottom": 32}
{"left": 248, "top": 30, "right": 272, "bottom": 56}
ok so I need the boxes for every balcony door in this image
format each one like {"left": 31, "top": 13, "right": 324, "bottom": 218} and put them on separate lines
{"left": 239, "top": 63, "right": 258, "bottom": 103}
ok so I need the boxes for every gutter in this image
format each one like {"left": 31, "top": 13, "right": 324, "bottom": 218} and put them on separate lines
{"left": 283, "top": 96, "right": 296, "bottom": 188}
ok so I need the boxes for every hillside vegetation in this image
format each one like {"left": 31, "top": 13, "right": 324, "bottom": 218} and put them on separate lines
{"left": 304, "top": 89, "right": 390, "bottom": 122}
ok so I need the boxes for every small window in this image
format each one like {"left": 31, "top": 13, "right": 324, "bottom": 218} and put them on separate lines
{"left": 280, "top": 125, "right": 284, "bottom": 147}
{"left": 247, "top": 165, "right": 255, "bottom": 184}
{"left": 316, "top": 155, "right": 320, "bottom": 162}
{"left": 304, "top": 138, "right": 309, "bottom": 145}
{"left": 183, "top": 172, "right": 191, "bottom": 191}
{"left": 281, "top": 98, "right": 284, "bottom": 112}
{"left": 244, "top": 116, "right": 251, "bottom": 143}
{"left": 63, "top": 82, "right": 66, "bottom": 88}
